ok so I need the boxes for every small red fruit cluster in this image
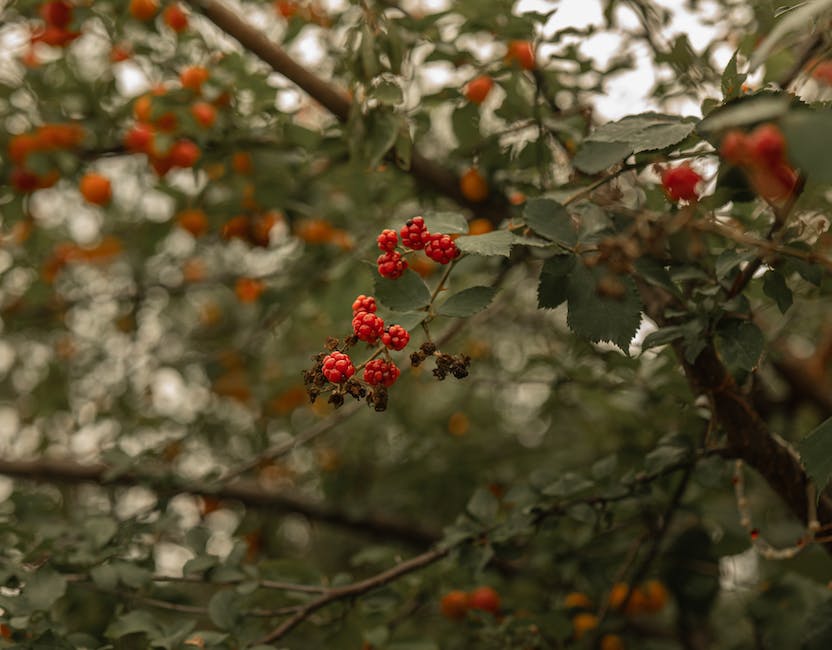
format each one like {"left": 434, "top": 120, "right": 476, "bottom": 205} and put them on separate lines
{"left": 440, "top": 586, "right": 501, "bottom": 621}
{"left": 660, "top": 163, "right": 702, "bottom": 203}
{"left": 375, "top": 216, "right": 460, "bottom": 279}
{"left": 719, "top": 123, "right": 799, "bottom": 205}
{"left": 303, "top": 294, "right": 411, "bottom": 411}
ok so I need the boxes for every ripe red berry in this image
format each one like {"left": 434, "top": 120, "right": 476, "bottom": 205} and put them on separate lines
{"left": 352, "top": 295, "right": 377, "bottom": 316}
{"left": 40, "top": 1, "right": 72, "bottom": 28}
{"left": 169, "top": 139, "right": 201, "bottom": 168}
{"left": 749, "top": 123, "right": 786, "bottom": 166}
{"left": 124, "top": 123, "right": 154, "bottom": 154}
{"left": 719, "top": 129, "right": 748, "bottom": 164}
{"left": 400, "top": 216, "right": 431, "bottom": 250}
{"left": 440, "top": 590, "right": 470, "bottom": 620}
{"left": 363, "top": 359, "right": 400, "bottom": 387}
{"left": 377, "top": 228, "right": 399, "bottom": 252}
{"left": 321, "top": 351, "right": 355, "bottom": 383}
{"left": 352, "top": 311, "right": 385, "bottom": 343}
{"left": 163, "top": 3, "right": 188, "bottom": 32}
{"left": 10, "top": 168, "right": 40, "bottom": 193}
{"left": 381, "top": 325, "right": 410, "bottom": 351}
{"left": 377, "top": 250, "right": 408, "bottom": 279}
{"left": 425, "top": 233, "right": 460, "bottom": 264}
{"left": 660, "top": 164, "right": 701, "bottom": 202}
{"left": 468, "top": 586, "right": 500, "bottom": 615}
{"left": 465, "top": 75, "right": 494, "bottom": 104}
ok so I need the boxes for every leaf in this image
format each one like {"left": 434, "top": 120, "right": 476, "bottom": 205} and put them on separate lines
{"left": 25, "top": 566, "right": 66, "bottom": 611}
{"left": 183, "top": 555, "right": 219, "bottom": 576}
{"left": 422, "top": 211, "right": 469, "bottom": 234}
{"left": 782, "top": 110, "right": 832, "bottom": 182}
{"left": 716, "top": 319, "right": 764, "bottom": 372}
{"left": 364, "top": 110, "right": 400, "bottom": 168}
{"left": 798, "top": 417, "right": 832, "bottom": 492}
{"left": 697, "top": 94, "right": 790, "bottom": 136}
{"left": 633, "top": 258, "right": 682, "bottom": 299}
{"left": 586, "top": 113, "right": 697, "bottom": 153}
{"left": 106, "top": 610, "right": 160, "bottom": 640}
{"left": 749, "top": 0, "right": 832, "bottom": 71}
{"left": 565, "top": 264, "right": 642, "bottom": 352}
{"left": 455, "top": 230, "right": 518, "bottom": 257}
{"left": 573, "top": 140, "right": 632, "bottom": 174}
{"left": 374, "top": 272, "right": 431, "bottom": 312}
{"left": 541, "top": 472, "right": 594, "bottom": 497}
{"left": 523, "top": 198, "right": 577, "bottom": 247}
{"left": 721, "top": 50, "right": 747, "bottom": 100}
{"left": 537, "top": 254, "right": 575, "bottom": 309}
{"left": 763, "top": 270, "right": 793, "bottom": 313}
{"left": 641, "top": 325, "right": 688, "bottom": 351}
{"left": 394, "top": 124, "right": 412, "bottom": 171}
{"left": 90, "top": 564, "right": 119, "bottom": 591}
{"left": 802, "top": 599, "right": 832, "bottom": 649}
{"left": 466, "top": 488, "right": 499, "bottom": 524}
{"left": 644, "top": 444, "right": 690, "bottom": 474}
{"left": 452, "top": 102, "right": 481, "bottom": 150}
{"left": 208, "top": 589, "right": 241, "bottom": 630}
{"left": 371, "top": 79, "right": 403, "bottom": 105}
{"left": 437, "top": 286, "right": 497, "bottom": 318}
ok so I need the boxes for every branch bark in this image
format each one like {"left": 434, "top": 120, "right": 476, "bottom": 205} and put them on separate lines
{"left": 188, "top": 0, "right": 511, "bottom": 224}
{"left": 0, "top": 457, "right": 439, "bottom": 547}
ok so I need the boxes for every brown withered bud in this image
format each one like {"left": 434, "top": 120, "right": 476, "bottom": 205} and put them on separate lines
{"left": 328, "top": 393, "right": 345, "bottom": 408}
{"left": 411, "top": 351, "right": 426, "bottom": 367}
{"left": 345, "top": 378, "right": 366, "bottom": 399}
{"left": 420, "top": 341, "right": 437, "bottom": 356}
{"left": 366, "top": 388, "right": 388, "bottom": 412}
{"left": 325, "top": 337, "right": 340, "bottom": 351}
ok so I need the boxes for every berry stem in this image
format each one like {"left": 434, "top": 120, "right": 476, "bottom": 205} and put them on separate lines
{"left": 355, "top": 346, "right": 384, "bottom": 372}
{"left": 428, "top": 258, "right": 457, "bottom": 306}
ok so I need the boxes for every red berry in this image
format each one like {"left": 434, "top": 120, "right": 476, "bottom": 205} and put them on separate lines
{"left": 465, "top": 75, "right": 494, "bottom": 104}
{"left": 352, "top": 295, "right": 377, "bottom": 316}
{"left": 40, "top": 1, "right": 72, "bottom": 28}
{"left": 440, "top": 590, "right": 470, "bottom": 620}
{"left": 660, "top": 164, "right": 701, "bottom": 202}
{"left": 425, "top": 233, "right": 460, "bottom": 264}
{"left": 749, "top": 123, "right": 786, "bottom": 166}
{"left": 469, "top": 586, "right": 500, "bottom": 615}
{"left": 381, "top": 325, "right": 410, "bottom": 351}
{"left": 169, "top": 139, "right": 201, "bottom": 168}
{"left": 400, "top": 216, "right": 430, "bottom": 250}
{"left": 720, "top": 130, "right": 748, "bottom": 165}
{"left": 321, "top": 351, "right": 355, "bottom": 383}
{"left": 377, "top": 250, "right": 408, "bottom": 279}
{"left": 377, "top": 229, "right": 399, "bottom": 252}
{"left": 352, "top": 311, "right": 385, "bottom": 343}
{"left": 10, "top": 167, "right": 40, "bottom": 193}
{"left": 163, "top": 4, "right": 189, "bottom": 32}
{"left": 124, "top": 123, "right": 154, "bottom": 154}
{"left": 363, "top": 359, "right": 400, "bottom": 387}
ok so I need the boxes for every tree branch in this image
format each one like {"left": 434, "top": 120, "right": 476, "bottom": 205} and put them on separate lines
{"left": 187, "top": 0, "right": 510, "bottom": 224}
{"left": 0, "top": 457, "right": 439, "bottom": 547}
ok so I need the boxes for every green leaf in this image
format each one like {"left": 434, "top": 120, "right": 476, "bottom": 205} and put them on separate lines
{"left": 763, "top": 270, "right": 793, "bottom": 313}
{"left": 394, "top": 124, "right": 412, "bottom": 170}
{"left": 452, "top": 102, "right": 481, "bottom": 150}
{"left": 782, "top": 110, "right": 832, "bottom": 182}
{"left": 586, "top": 112, "right": 698, "bottom": 153}
{"left": 697, "top": 94, "right": 790, "bottom": 136}
{"left": 25, "top": 566, "right": 66, "bottom": 611}
{"left": 641, "top": 325, "right": 688, "bottom": 351}
{"left": 84, "top": 516, "right": 118, "bottom": 549}
{"left": 422, "top": 211, "right": 469, "bottom": 234}
{"left": 537, "top": 254, "right": 575, "bottom": 309}
{"left": 90, "top": 564, "right": 119, "bottom": 591}
{"left": 721, "top": 50, "right": 747, "bottom": 100}
{"left": 716, "top": 319, "right": 764, "bottom": 372}
{"left": 542, "top": 472, "right": 594, "bottom": 497}
{"left": 523, "top": 198, "right": 576, "bottom": 247}
{"left": 374, "top": 272, "right": 431, "bottom": 312}
{"left": 455, "top": 230, "right": 517, "bottom": 257}
{"left": 565, "top": 264, "right": 642, "bottom": 352}
{"left": 437, "top": 286, "right": 497, "bottom": 318}
{"left": 798, "top": 417, "right": 832, "bottom": 492}
{"left": 183, "top": 555, "right": 219, "bottom": 576}
{"left": 208, "top": 589, "right": 241, "bottom": 630}
{"left": 466, "top": 488, "right": 499, "bottom": 524}
{"left": 106, "top": 610, "right": 160, "bottom": 640}
{"left": 371, "top": 79, "right": 403, "bottom": 105}
{"left": 573, "top": 140, "right": 632, "bottom": 174}
{"left": 749, "top": 0, "right": 832, "bottom": 71}
{"left": 364, "top": 110, "right": 401, "bottom": 168}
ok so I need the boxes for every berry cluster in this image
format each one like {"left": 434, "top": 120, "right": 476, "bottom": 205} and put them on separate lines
{"left": 719, "top": 123, "right": 799, "bottom": 205}
{"left": 303, "top": 294, "right": 411, "bottom": 411}
{"left": 440, "top": 586, "right": 501, "bottom": 621}
{"left": 375, "top": 216, "right": 460, "bottom": 278}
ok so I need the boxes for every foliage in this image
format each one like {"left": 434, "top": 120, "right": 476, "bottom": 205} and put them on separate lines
{"left": 1, "top": 0, "right": 832, "bottom": 649}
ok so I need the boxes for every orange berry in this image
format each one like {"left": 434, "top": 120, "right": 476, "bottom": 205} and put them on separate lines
{"left": 608, "top": 582, "right": 630, "bottom": 611}
{"left": 124, "top": 123, "right": 154, "bottom": 154}
{"left": 180, "top": 66, "right": 209, "bottom": 92}
{"left": 182, "top": 257, "right": 206, "bottom": 283}
{"left": 110, "top": 44, "right": 131, "bottom": 62}
{"left": 467, "top": 218, "right": 493, "bottom": 235}
{"left": 440, "top": 590, "right": 469, "bottom": 620}
{"left": 447, "top": 411, "right": 469, "bottom": 436}
{"left": 250, "top": 211, "right": 281, "bottom": 247}
{"left": 719, "top": 129, "right": 748, "bottom": 164}
{"left": 601, "top": 634, "right": 625, "bottom": 650}
{"left": 275, "top": 0, "right": 298, "bottom": 18}
{"left": 9, "top": 133, "right": 40, "bottom": 165}
{"left": 40, "top": 1, "right": 72, "bottom": 28}
{"left": 468, "top": 586, "right": 500, "bottom": 615}
{"left": 177, "top": 208, "right": 209, "bottom": 237}
{"left": 163, "top": 3, "right": 188, "bottom": 32}
{"left": 37, "top": 123, "right": 85, "bottom": 149}
{"left": 231, "top": 151, "right": 253, "bottom": 175}
{"left": 295, "top": 218, "right": 334, "bottom": 244}
{"left": 169, "top": 139, "right": 200, "bottom": 168}
{"left": 129, "top": 0, "right": 159, "bottom": 21}
{"left": 460, "top": 167, "right": 489, "bottom": 203}
{"left": 222, "top": 216, "right": 249, "bottom": 240}
{"left": 641, "top": 579, "right": 669, "bottom": 613}
{"left": 235, "top": 277, "right": 265, "bottom": 303}
{"left": 509, "top": 191, "right": 526, "bottom": 205}
{"left": 571, "top": 613, "right": 598, "bottom": 639}
{"left": 191, "top": 101, "right": 216, "bottom": 128}
{"left": 79, "top": 172, "right": 112, "bottom": 206}
{"left": 506, "top": 40, "right": 535, "bottom": 70}
{"left": 133, "top": 94, "right": 153, "bottom": 122}
{"left": 464, "top": 75, "right": 494, "bottom": 104}
{"left": 564, "top": 592, "right": 593, "bottom": 611}
{"left": 32, "top": 24, "right": 79, "bottom": 46}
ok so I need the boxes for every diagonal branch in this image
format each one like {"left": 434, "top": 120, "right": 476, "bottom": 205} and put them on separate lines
{"left": 188, "top": 0, "right": 510, "bottom": 224}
